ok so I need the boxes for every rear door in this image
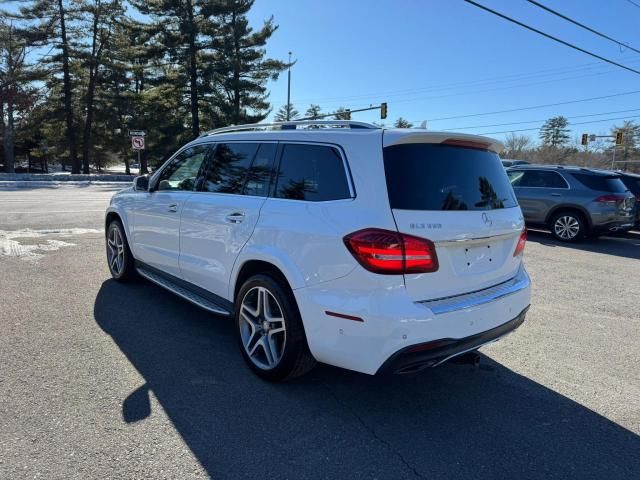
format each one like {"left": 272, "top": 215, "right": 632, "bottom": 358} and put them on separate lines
{"left": 509, "top": 170, "right": 569, "bottom": 223}
{"left": 179, "top": 142, "right": 277, "bottom": 299}
{"left": 383, "top": 137, "right": 525, "bottom": 301}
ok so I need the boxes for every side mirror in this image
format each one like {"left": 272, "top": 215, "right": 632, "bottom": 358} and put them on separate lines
{"left": 133, "top": 175, "right": 149, "bottom": 191}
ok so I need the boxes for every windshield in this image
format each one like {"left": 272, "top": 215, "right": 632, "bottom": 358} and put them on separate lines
{"left": 383, "top": 143, "right": 518, "bottom": 211}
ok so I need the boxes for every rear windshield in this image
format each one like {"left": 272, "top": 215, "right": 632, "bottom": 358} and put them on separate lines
{"left": 571, "top": 173, "right": 628, "bottom": 193}
{"left": 620, "top": 175, "right": 640, "bottom": 196}
{"left": 383, "top": 143, "right": 518, "bottom": 211}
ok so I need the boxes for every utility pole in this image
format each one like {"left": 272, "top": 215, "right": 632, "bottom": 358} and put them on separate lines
{"left": 286, "top": 51, "right": 292, "bottom": 121}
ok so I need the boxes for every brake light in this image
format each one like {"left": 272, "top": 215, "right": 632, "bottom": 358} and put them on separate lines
{"left": 441, "top": 138, "right": 491, "bottom": 151}
{"left": 513, "top": 228, "right": 527, "bottom": 257}
{"left": 343, "top": 228, "right": 438, "bottom": 274}
{"left": 595, "top": 194, "right": 625, "bottom": 204}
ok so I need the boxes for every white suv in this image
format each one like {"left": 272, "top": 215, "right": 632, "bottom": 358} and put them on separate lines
{"left": 105, "top": 121, "right": 531, "bottom": 381}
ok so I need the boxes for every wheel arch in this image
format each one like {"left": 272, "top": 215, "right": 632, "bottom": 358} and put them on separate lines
{"left": 545, "top": 204, "right": 592, "bottom": 230}
{"left": 232, "top": 259, "right": 299, "bottom": 304}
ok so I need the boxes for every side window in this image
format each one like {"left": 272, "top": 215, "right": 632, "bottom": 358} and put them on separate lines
{"left": 507, "top": 170, "right": 524, "bottom": 186}
{"left": 244, "top": 143, "right": 277, "bottom": 196}
{"left": 275, "top": 144, "right": 351, "bottom": 201}
{"left": 520, "top": 171, "right": 568, "bottom": 188}
{"left": 156, "top": 145, "right": 210, "bottom": 191}
{"left": 201, "top": 143, "right": 259, "bottom": 194}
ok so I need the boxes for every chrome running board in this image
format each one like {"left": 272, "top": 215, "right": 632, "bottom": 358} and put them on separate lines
{"left": 137, "top": 266, "right": 232, "bottom": 316}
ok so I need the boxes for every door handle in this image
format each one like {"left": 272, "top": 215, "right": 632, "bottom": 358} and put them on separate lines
{"left": 225, "top": 212, "right": 245, "bottom": 224}
{"left": 168, "top": 203, "right": 178, "bottom": 212}
{"left": 550, "top": 193, "right": 561, "bottom": 197}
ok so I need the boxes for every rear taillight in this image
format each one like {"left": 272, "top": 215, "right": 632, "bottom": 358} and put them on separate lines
{"left": 595, "top": 194, "right": 625, "bottom": 204}
{"left": 513, "top": 228, "right": 527, "bottom": 257}
{"left": 343, "top": 228, "right": 438, "bottom": 274}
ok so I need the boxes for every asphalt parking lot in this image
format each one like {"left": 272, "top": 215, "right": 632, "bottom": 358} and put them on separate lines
{"left": 1, "top": 185, "right": 639, "bottom": 479}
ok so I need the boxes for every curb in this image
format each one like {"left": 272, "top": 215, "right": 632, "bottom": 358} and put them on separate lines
{"left": 0, "top": 181, "right": 130, "bottom": 188}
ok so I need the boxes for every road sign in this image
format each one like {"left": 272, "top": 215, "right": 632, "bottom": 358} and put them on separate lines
{"left": 589, "top": 134, "right": 596, "bottom": 142}
{"left": 128, "top": 129, "right": 146, "bottom": 137}
{"left": 131, "top": 136, "right": 145, "bottom": 150}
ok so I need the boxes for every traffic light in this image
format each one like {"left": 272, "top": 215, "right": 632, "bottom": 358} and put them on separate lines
{"left": 581, "top": 133, "right": 588, "bottom": 146}
{"left": 380, "top": 102, "right": 387, "bottom": 120}
{"left": 615, "top": 131, "right": 624, "bottom": 145}
{"left": 345, "top": 109, "right": 351, "bottom": 120}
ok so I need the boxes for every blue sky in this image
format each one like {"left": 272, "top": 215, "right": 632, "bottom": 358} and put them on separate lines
{"left": 248, "top": 0, "right": 640, "bottom": 142}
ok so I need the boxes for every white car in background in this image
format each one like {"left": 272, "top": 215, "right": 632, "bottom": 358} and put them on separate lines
{"left": 105, "top": 121, "right": 531, "bottom": 381}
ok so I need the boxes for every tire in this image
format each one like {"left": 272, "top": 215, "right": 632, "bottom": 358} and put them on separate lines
{"left": 106, "top": 219, "right": 136, "bottom": 281}
{"left": 235, "top": 274, "right": 316, "bottom": 381}
{"left": 550, "top": 211, "right": 586, "bottom": 242}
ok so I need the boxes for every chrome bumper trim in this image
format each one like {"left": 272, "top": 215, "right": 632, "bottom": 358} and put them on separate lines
{"left": 434, "top": 231, "right": 520, "bottom": 247}
{"left": 417, "top": 267, "right": 530, "bottom": 315}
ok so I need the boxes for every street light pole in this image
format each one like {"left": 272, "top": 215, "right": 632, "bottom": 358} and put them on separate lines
{"left": 286, "top": 51, "right": 292, "bottom": 121}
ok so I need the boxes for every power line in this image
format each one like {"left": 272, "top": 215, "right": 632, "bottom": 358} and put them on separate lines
{"left": 427, "top": 89, "right": 640, "bottom": 122}
{"left": 463, "top": 0, "right": 640, "bottom": 76}
{"left": 478, "top": 115, "right": 640, "bottom": 136}
{"left": 270, "top": 55, "right": 640, "bottom": 107}
{"left": 443, "top": 107, "right": 640, "bottom": 131}
{"left": 625, "top": 0, "right": 640, "bottom": 10}
{"left": 526, "top": 0, "right": 640, "bottom": 55}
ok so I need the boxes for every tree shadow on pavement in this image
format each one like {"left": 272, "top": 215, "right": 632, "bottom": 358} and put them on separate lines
{"left": 94, "top": 279, "right": 640, "bottom": 480}
{"left": 527, "top": 229, "right": 640, "bottom": 260}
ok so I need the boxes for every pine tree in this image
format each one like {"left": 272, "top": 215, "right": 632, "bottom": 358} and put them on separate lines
{"left": 304, "top": 104, "right": 322, "bottom": 120}
{"left": 394, "top": 117, "right": 413, "bottom": 128}
{"left": 210, "top": 0, "right": 287, "bottom": 125}
{"left": 0, "top": 18, "right": 42, "bottom": 173}
{"left": 274, "top": 103, "right": 299, "bottom": 122}
{"left": 333, "top": 107, "right": 350, "bottom": 120}
{"left": 19, "top": 0, "right": 82, "bottom": 172}
{"left": 77, "top": 0, "right": 125, "bottom": 173}
{"left": 539, "top": 116, "right": 570, "bottom": 147}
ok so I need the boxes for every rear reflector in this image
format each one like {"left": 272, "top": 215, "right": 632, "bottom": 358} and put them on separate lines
{"left": 343, "top": 228, "right": 438, "bottom": 274}
{"left": 513, "top": 228, "right": 527, "bottom": 257}
{"left": 325, "top": 311, "right": 364, "bottom": 322}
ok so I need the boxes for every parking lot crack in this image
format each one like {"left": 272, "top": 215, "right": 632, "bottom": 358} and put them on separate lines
{"left": 321, "top": 382, "right": 427, "bottom": 480}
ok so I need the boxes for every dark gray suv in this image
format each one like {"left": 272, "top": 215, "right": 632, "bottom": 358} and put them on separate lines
{"left": 507, "top": 165, "right": 636, "bottom": 242}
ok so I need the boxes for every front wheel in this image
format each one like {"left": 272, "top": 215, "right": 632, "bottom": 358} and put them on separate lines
{"left": 235, "top": 274, "right": 315, "bottom": 381}
{"left": 550, "top": 212, "right": 585, "bottom": 242}
{"left": 106, "top": 220, "right": 136, "bottom": 281}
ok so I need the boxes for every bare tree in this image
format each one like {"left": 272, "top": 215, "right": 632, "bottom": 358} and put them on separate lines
{"left": 502, "top": 132, "right": 532, "bottom": 159}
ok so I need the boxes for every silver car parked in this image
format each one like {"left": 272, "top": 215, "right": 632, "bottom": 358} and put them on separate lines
{"left": 507, "top": 165, "right": 636, "bottom": 242}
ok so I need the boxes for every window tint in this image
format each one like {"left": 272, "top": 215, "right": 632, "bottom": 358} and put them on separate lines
{"left": 383, "top": 144, "right": 517, "bottom": 211}
{"left": 201, "top": 143, "right": 259, "bottom": 194}
{"left": 156, "top": 145, "right": 210, "bottom": 191}
{"left": 275, "top": 144, "right": 351, "bottom": 201}
{"left": 244, "top": 143, "right": 276, "bottom": 196}
{"left": 507, "top": 170, "right": 525, "bottom": 186}
{"left": 620, "top": 175, "right": 640, "bottom": 196}
{"left": 571, "top": 173, "right": 628, "bottom": 193}
{"left": 518, "top": 170, "right": 568, "bottom": 188}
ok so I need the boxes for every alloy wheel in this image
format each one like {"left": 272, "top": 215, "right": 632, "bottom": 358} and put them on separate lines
{"left": 239, "top": 286, "right": 287, "bottom": 370}
{"left": 554, "top": 215, "right": 580, "bottom": 240}
{"left": 107, "top": 226, "right": 125, "bottom": 275}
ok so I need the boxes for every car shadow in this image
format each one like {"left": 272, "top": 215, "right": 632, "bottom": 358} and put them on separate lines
{"left": 527, "top": 229, "right": 640, "bottom": 260}
{"left": 94, "top": 279, "right": 639, "bottom": 479}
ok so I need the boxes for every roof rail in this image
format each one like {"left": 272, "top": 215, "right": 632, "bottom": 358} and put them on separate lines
{"left": 200, "top": 120, "right": 380, "bottom": 137}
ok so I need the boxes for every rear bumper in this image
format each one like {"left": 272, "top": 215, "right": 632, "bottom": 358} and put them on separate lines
{"left": 377, "top": 306, "right": 529, "bottom": 374}
{"left": 293, "top": 265, "right": 531, "bottom": 375}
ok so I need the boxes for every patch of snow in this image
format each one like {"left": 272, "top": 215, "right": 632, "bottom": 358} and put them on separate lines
{"left": 0, "top": 228, "right": 101, "bottom": 261}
